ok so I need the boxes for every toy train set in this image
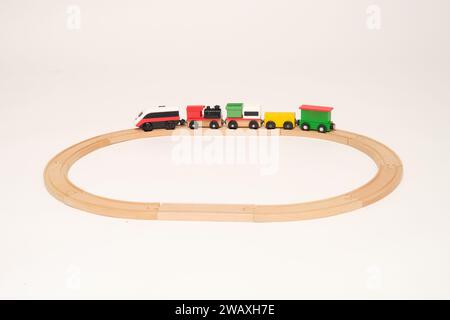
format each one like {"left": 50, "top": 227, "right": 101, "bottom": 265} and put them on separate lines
{"left": 45, "top": 102, "right": 403, "bottom": 221}
{"left": 134, "top": 103, "right": 335, "bottom": 133}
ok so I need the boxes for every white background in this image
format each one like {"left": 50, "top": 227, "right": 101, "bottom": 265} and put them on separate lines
{"left": 1, "top": 0, "right": 449, "bottom": 299}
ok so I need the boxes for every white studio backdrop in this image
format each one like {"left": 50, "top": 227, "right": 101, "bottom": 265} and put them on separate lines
{"left": 0, "top": 0, "right": 449, "bottom": 298}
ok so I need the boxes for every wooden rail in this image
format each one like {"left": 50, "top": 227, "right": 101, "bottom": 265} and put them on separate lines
{"left": 44, "top": 128, "right": 402, "bottom": 222}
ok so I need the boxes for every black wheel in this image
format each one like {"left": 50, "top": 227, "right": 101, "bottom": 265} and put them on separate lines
{"left": 266, "top": 121, "right": 276, "bottom": 129}
{"left": 330, "top": 122, "right": 335, "bottom": 130}
{"left": 166, "top": 121, "right": 176, "bottom": 130}
{"left": 283, "top": 121, "right": 294, "bottom": 130}
{"left": 249, "top": 120, "right": 259, "bottom": 129}
{"left": 141, "top": 122, "right": 153, "bottom": 132}
{"left": 318, "top": 124, "right": 326, "bottom": 133}
{"left": 209, "top": 120, "right": 219, "bottom": 129}
{"left": 189, "top": 121, "right": 198, "bottom": 129}
{"left": 179, "top": 119, "right": 186, "bottom": 126}
{"left": 228, "top": 120, "right": 238, "bottom": 129}
{"left": 300, "top": 123, "right": 310, "bottom": 131}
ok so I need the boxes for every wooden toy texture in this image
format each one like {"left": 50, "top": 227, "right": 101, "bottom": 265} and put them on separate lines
{"left": 44, "top": 128, "right": 402, "bottom": 222}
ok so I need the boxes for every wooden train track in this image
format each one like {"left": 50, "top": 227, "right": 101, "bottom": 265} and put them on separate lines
{"left": 44, "top": 128, "right": 402, "bottom": 222}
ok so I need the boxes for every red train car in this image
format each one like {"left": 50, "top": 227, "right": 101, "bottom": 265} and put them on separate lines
{"left": 186, "top": 105, "right": 223, "bottom": 129}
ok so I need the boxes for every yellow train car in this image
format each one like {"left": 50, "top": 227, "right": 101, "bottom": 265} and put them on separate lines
{"left": 264, "top": 112, "right": 296, "bottom": 130}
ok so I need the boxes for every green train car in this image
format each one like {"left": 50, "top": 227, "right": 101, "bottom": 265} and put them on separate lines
{"left": 225, "top": 102, "right": 263, "bottom": 129}
{"left": 298, "top": 105, "right": 335, "bottom": 133}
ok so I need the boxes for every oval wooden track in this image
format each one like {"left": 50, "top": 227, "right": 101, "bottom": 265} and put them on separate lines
{"left": 44, "top": 128, "right": 402, "bottom": 222}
